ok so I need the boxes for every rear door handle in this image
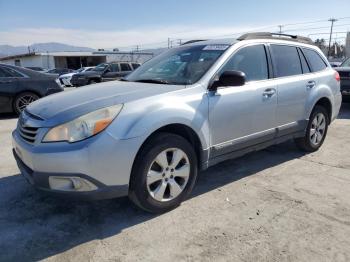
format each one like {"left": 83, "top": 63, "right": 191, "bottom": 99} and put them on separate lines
{"left": 306, "top": 80, "right": 316, "bottom": 89}
{"left": 262, "top": 88, "right": 276, "bottom": 98}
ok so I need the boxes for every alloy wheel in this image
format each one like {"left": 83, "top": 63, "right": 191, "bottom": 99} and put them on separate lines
{"left": 15, "top": 94, "right": 38, "bottom": 112}
{"left": 309, "top": 113, "right": 326, "bottom": 146}
{"left": 146, "top": 148, "right": 190, "bottom": 202}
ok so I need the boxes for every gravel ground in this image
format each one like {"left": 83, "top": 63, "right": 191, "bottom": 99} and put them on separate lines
{"left": 0, "top": 103, "right": 350, "bottom": 262}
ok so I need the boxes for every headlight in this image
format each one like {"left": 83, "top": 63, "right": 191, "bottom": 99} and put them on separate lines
{"left": 43, "top": 104, "right": 123, "bottom": 143}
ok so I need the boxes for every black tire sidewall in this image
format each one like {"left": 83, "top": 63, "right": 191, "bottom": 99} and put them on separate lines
{"left": 305, "top": 106, "right": 329, "bottom": 150}
{"left": 129, "top": 133, "right": 198, "bottom": 213}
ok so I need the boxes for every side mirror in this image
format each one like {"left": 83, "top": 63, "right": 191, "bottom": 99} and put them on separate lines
{"left": 209, "top": 70, "right": 246, "bottom": 91}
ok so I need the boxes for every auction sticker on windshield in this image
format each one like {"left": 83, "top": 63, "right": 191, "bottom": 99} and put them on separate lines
{"left": 203, "top": 44, "right": 230, "bottom": 51}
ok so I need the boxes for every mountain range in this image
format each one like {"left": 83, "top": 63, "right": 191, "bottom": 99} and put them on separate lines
{"left": 0, "top": 42, "right": 168, "bottom": 58}
{"left": 0, "top": 42, "right": 95, "bottom": 57}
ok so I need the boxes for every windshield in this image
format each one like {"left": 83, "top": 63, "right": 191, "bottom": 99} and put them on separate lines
{"left": 126, "top": 44, "right": 229, "bottom": 85}
{"left": 341, "top": 58, "right": 350, "bottom": 67}
{"left": 93, "top": 63, "right": 108, "bottom": 72}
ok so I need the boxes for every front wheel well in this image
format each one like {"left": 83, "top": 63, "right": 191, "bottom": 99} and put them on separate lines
{"left": 313, "top": 98, "right": 332, "bottom": 123}
{"left": 137, "top": 124, "right": 203, "bottom": 169}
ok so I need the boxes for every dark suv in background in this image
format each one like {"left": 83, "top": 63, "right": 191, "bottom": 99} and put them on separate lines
{"left": 0, "top": 64, "right": 63, "bottom": 115}
{"left": 71, "top": 62, "right": 140, "bottom": 87}
{"left": 335, "top": 57, "right": 350, "bottom": 102}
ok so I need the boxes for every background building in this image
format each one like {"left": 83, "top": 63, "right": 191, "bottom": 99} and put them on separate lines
{"left": 0, "top": 51, "right": 154, "bottom": 69}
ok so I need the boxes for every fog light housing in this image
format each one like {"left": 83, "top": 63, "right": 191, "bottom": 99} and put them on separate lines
{"left": 48, "top": 176, "right": 98, "bottom": 192}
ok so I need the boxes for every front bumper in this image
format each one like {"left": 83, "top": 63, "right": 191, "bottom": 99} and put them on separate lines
{"left": 13, "top": 149, "right": 127, "bottom": 200}
{"left": 12, "top": 127, "right": 143, "bottom": 200}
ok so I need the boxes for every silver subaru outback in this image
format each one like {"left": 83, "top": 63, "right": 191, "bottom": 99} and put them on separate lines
{"left": 12, "top": 33, "right": 342, "bottom": 213}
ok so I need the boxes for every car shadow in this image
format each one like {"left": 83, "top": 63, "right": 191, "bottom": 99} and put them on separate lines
{"left": 0, "top": 112, "right": 17, "bottom": 120}
{"left": 0, "top": 105, "right": 349, "bottom": 261}
{"left": 0, "top": 140, "right": 305, "bottom": 261}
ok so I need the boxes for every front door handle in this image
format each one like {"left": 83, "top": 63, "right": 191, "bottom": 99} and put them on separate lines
{"left": 306, "top": 80, "right": 316, "bottom": 89}
{"left": 262, "top": 88, "right": 276, "bottom": 98}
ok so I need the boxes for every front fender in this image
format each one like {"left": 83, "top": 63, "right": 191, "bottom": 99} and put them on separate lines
{"left": 108, "top": 93, "right": 210, "bottom": 150}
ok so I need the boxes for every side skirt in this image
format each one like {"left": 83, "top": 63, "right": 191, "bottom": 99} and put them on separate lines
{"left": 203, "top": 124, "right": 307, "bottom": 170}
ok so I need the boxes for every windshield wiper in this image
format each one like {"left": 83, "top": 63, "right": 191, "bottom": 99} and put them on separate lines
{"left": 134, "top": 79, "right": 169, "bottom": 84}
{"left": 120, "top": 77, "right": 129, "bottom": 81}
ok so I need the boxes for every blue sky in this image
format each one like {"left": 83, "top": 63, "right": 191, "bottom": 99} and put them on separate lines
{"left": 1, "top": 0, "right": 350, "bottom": 49}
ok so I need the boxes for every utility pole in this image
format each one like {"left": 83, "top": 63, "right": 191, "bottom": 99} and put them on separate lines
{"left": 168, "top": 38, "right": 170, "bottom": 49}
{"left": 328, "top": 18, "right": 338, "bottom": 58}
{"left": 278, "top": 25, "right": 283, "bottom": 34}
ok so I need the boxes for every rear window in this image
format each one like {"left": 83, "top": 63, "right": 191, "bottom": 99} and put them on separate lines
{"left": 120, "top": 63, "right": 132, "bottom": 71}
{"left": 271, "top": 45, "right": 302, "bottom": 77}
{"left": 302, "top": 49, "right": 327, "bottom": 72}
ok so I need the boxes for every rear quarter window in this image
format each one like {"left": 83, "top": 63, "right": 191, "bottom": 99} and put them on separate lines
{"left": 302, "top": 48, "right": 328, "bottom": 72}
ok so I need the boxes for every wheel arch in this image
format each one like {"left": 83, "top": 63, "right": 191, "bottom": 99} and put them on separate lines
{"left": 310, "top": 97, "right": 332, "bottom": 124}
{"left": 133, "top": 123, "right": 206, "bottom": 173}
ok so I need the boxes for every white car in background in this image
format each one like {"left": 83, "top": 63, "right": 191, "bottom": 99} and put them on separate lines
{"left": 58, "top": 67, "right": 95, "bottom": 87}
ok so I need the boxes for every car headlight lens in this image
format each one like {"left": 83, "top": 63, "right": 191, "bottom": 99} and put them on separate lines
{"left": 43, "top": 104, "right": 123, "bottom": 143}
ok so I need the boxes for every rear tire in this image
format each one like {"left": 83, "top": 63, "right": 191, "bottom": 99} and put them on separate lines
{"left": 13, "top": 92, "right": 39, "bottom": 115}
{"left": 129, "top": 133, "right": 198, "bottom": 213}
{"left": 295, "top": 105, "right": 329, "bottom": 152}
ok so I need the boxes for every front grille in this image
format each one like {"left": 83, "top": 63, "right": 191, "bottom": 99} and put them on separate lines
{"left": 18, "top": 119, "right": 39, "bottom": 144}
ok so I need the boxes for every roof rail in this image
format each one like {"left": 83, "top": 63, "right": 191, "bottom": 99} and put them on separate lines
{"left": 237, "top": 32, "right": 314, "bottom": 45}
{"left": 181, "top": 39, "right": 207, "bottom": 45}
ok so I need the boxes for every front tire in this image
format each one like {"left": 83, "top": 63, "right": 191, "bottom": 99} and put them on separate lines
{"left": 129, "top": 133, "right": 198, "bottom": 213}
{"left": 13, "top": 92, "right": 39, "bottom": 115}
{"left": 295, "top": 105, "right": 329, "bottom": 152}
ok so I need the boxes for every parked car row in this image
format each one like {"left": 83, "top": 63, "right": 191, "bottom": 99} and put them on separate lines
{"left": 0, "top": 61, "right": 142, "bottom": 115}
{"left": 70, "top": 62, "right": 140, "bottom": 87}
{"left": 58, "top": 67, "right": 95, "bottom": 87}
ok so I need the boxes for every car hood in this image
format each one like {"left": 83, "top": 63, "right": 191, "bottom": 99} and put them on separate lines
{"left": 25, "top": 80, "right": 185, "bottom": 127}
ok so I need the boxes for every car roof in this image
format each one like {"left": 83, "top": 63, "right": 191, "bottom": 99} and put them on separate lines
{"left": 183, "top": 38, "right": 238, "bottom": 47}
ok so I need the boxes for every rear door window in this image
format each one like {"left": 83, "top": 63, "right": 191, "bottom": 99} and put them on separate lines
{"left": 302, "top": 48, "right": 327, "bottom": 72}
{"left": 120, "top": 63, "right": 132, "bottom": 71}
{"left": 271, "top": 45, "right": 302, "bottom": 77}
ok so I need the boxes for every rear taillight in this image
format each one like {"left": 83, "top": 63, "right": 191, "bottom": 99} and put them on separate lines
{"left": 335, "top": 71, "right": 340, "bottom": 82}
